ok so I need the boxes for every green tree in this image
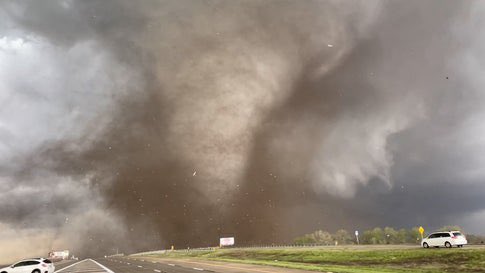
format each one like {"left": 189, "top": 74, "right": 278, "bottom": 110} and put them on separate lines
{"left": 396, "top": 228, "right": 408, "bottom": 244}
{"left": 383, "top": 227, "right": 398, "bottom": 244}
{"left": 311, "top": 230, "right": 334, "bottom": 245}
{"left": 362, "top": 227, "right": 385, "bottom": 244}
{"left": 361, "top": 230, "right": 372, "bottom": 244}
{"left": 334, "top": 229, "right": 352, "bottom": 244}
{"left": 407, "top": 227, "right": 421, "bottom": 244}
{"left": 295, "top": 226, "right": 441, "bottom": 246}
{"left": 294, "top": 235, "right": 316, "bottom": 245}
{"left": 467, "top": 234, "right": 485, "bottom": 244}
{"left": 373, "top": 227, "right": 386, "bottom": 244}
{"left": 438, "top": 225, "right": 463, "bottom": 232}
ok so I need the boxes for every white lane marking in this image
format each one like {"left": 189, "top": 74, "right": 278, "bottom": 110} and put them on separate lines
{"left": 193, "top": 268, "right": 204, "bottom": 271}
{"left": 66, "top": 268, "right": 106, "bottom": 273}
{"left": 154, "top": 270, "right": 161, "bottom": 273}
{"left": 54, "top": 259, "right": 88, "bottom": 273}
{"left": 152, "top": 262, "right": 156, "bottom": 264}
{"left": 64, "top": 267, "right": 104, "bottom": 273}
{"left": 168, "top": 264, "right": 175, "bottom": 266}
{"left": 127, "top": 263, "right": 130, "bottom": 265}
{"left": 89, "top": 259, "right": 115, "bottom": 273}
{"left": 137, "top": 265, "right": 143, "bottom": 268}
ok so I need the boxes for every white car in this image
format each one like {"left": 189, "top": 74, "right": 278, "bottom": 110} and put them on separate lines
{"left": 422, "top": 231, "right": 467, "bottom": 248}
{"left": 0, "top": 258, "right": 54, "bottom": 273}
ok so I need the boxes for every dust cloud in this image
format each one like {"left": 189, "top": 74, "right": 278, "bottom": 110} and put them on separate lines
{"left": 1, "top": 0, "right": 485, "bottom": 260}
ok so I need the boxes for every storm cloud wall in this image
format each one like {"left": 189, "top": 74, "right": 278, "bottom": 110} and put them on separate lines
{"left": 1, "top": 0, "right": 485, "bottom": 260}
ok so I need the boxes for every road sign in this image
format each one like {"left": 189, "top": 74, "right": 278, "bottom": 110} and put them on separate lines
{"left": 419, "top": 226, "right": 424, "bottom": 235}
{"left": 355, "top": 230, "right": 359, "bottom": 236}
{"left": 355, "top": 230, "right": 359, "bottom": 245}
{"left": 419, "top": 226, "right": 425, "bottom": 239}
{"left": 49, "top": 250, "right": 69, "bottom": 260}
{"left": 220, "top": 237, "right": 235, "bottom": 247}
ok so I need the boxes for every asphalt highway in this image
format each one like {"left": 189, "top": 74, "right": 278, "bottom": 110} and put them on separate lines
{"left": 1, "top": 260, "right": 80, "bottom": 272}
{"left": 104, "top": 256, "right": 317, "bottom": 273}
{"left": 50, "top": 257, "right": 229, "bottom": 273}
{"left": 1, "top": 255, "right": 318, "bottom": 273}
{"left": 98, "top": 257, "right": 209, "bottom": 273}
{"left": 5, "top": 243, "right": 485, "bottom": 273}
{"left": 6, "top": 245, "right": 485, "bottom": 273}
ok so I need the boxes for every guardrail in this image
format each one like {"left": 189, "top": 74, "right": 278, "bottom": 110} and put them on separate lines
{"left": 131, "top": 243, "right": 485, "bottom": 256}
{"left": 131, "top": 250, "right": 167, "bottom": 256}
{"left": 129, "top": 243, "right": 404, "bottom": 255}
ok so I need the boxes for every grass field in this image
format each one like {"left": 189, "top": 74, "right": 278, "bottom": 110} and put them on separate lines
{"left": 143, "top": 246, "right": 485, "bottom": 273}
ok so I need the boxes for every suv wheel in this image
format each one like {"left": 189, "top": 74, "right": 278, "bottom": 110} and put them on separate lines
{"left": 423, "top": 242, "right": 429, "bottom": 248}
{"left": 445, "top": 242, "right": 452, "bottom": 248}
{"left": 32, "top": 270, "right": 41, "bottom": 273}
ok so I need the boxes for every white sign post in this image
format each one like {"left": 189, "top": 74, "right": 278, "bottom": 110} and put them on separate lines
{"left": 355, "top": 230, "right": 359, "bottom": 245}
{"left": 219, "top": 237, "right": 235, "bottom": 247}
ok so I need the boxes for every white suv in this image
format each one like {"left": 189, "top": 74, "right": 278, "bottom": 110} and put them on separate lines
{"left": 422, "top": 231, "right": 467, "bottom": 248}
{"left": 0, "top": 258, "right": 55, "bottom": 273}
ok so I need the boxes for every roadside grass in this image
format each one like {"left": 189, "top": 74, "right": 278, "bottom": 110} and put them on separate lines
{"left": 141, "top": 247, "right": 485, "bottom": 273}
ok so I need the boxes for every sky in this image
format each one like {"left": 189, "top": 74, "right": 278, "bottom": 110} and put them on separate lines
{"left": 1, "top": 0, "right": 485, "bottom": 261}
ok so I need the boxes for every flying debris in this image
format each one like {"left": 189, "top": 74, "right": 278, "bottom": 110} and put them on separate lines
{"left": 1, "top": 0, "right": 485, "bottom": 261}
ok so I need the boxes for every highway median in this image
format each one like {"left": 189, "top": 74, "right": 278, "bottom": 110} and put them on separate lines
{"left": 133, "top": 245, "right": 485, "bottom": 273}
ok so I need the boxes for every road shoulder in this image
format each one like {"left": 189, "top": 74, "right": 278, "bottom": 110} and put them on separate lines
{"left": 129, "top": 256, "right": 326, "bottom": 273}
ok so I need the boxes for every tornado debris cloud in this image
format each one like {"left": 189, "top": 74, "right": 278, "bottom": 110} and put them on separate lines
{"left": 1, "top": 0, "right": 485, "bottom": 260}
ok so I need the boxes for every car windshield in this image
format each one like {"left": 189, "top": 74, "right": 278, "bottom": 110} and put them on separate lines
{"left": 13, "top": 262, "right": 27, "bottom": 267}
{"left": 44, "top": 259, "right": 52, "bottom": 264}
{"left": 453, "top": 232, "right": 463, "bottom": 236}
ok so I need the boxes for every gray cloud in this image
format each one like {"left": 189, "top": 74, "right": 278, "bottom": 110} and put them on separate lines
{"left": 1, "top": 0, "right": 485, "bottom": 261}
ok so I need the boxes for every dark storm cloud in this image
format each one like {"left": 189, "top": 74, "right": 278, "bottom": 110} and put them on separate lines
{"left": 226, "top": 0, "right": 485, "bottom": 241}
{"left": 209, "top": 0, "right": 485, "bottom": 241}
{"left": 1, "top": 0, "right": 485, "bottom": 260}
